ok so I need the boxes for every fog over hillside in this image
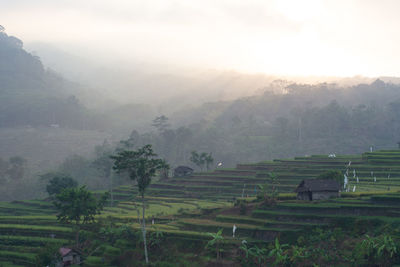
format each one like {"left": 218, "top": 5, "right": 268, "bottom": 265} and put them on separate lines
{"left": 26, "top": 41, "right": 393, "bottom": 114}
{"left": 1, "top": 1, "right": 400, "bottom": 202}
{"left": 4, "top": 2, "right": 400, "bottom": 266}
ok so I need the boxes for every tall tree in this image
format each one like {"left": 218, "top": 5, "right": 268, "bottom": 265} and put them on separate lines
{"left": 53, "top": 186, "right": 108, "bottom": 247}
{"left": 190, "top": 151, "right": 213, "bottom": 171}
{"left": 152, "top": 115, "right": 170, "bottom": 133}
{"left": 190, "top": 151, "right": 202, "bottom": 171}
{"left": 43, "top": 172, "right": 78, "bottom": 197}
{"left": 204, "top": 153, "right": 214, "bottom": 171}
{"left": 111, "top": 144, "right": 167, "bottom": 264}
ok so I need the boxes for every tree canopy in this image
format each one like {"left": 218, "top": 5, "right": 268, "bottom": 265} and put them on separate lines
{"left": 44, "top": 173, "right": 78, "bottom": 196}
{"left": 111, "top": 144, "right": 167, "bottom": 264}
{"left": 53, "top": 186, "right": 108, "bottom": 225}
{"left": 111, "top": 144, "right": 167, "bottom": 196}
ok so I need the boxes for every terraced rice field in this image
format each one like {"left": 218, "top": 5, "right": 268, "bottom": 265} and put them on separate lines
{"left": 143, "top": 150, "right": 400, "bottom": 200}
{"left": 0, "top": 196, "right": 228, "bottom": 266}
{"left": 2, "top": 149, "right": 400, "bottom": 265}
{"left": 172, "top": 192, "right": 400, "bottom": 245}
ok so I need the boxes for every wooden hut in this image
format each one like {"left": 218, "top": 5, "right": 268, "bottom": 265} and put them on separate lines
{"left": 173, "top": 166, "right": 194, "bottom": 177}
{"left": 295, "top": 179, "right": 340, "bottom": 201}
{"left": 57, "top": 247, "right": 81, "bottom": 266}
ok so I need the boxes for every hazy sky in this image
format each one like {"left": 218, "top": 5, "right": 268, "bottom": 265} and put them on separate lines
{"left": 2, "top": 0, "right": 400, "bottom": 77}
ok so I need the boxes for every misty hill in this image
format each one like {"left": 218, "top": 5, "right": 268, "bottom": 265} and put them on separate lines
{"left": 125, "top": 79, "right": 400, "bottom": 168}
{"left": 0, "top": 29, "right": 92, "bottom": 129}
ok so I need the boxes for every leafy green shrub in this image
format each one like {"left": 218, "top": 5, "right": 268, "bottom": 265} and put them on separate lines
{"left": 104, "top": 245, "right": 121, "bottom": 261}
{"left": 115, "top": 238, "right": 132, "bottom": 249}
{"left": 83, "top": 256, "right": 105, "bottom": 267}
{"left": 34, "top": 243, "right": 59, "bottom": 266}
{"left": 248, "top": 244, "right": 268, "bottom": 266}
{"left": 99, "top": 224, "right": 136, "bottom": 243}
{"left": 149, "top": 227, "right": 165, "bottom": 250}
{"left": 353, "top": 234, "right": 399, "bottom": 266}
{"left": 268, "top": 238, "right": 289, "bottom": 266}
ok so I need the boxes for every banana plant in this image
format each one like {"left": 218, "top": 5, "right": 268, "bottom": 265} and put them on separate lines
{"left": 268, "top": 238, "right": 289, "bottom": 266}
{"left": 206, "top": 229, "right": 224, "bottom": 260}
{"left": 248, "top": 245, "right": 267, "bottom": 266}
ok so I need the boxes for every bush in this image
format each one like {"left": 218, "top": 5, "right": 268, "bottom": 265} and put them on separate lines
{"left": 115, "top": 239, "right": 132, "bottom": 249}
{"left": 45, "top": 173, "right": 78, "bottom": 196}
{"left": 353, "top": 234, "right": 399, "bottom": 266}
{"left": 104, "top": 245, "right": 121, "bottom": 262}
{"left": 34, "top": 243, "right": 58, "bottom": 267}
{"left": 84, "top": 256, "right": 106, "bottom": 267}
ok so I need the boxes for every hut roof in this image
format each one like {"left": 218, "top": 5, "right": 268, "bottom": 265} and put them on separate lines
{"left": 295, "top": 179, "right": 340, "bottom": 193}
{"left": 59, "top": 247, "right": 81, "bottom": 257}
{"left": 174, "top": 166, "right": 194, "bottom": 172}
{"left": 59, "top": 247, "right": 72, "bottom": 257}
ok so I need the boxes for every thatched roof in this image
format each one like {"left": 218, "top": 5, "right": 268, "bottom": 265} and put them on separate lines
{"left": 295, "top": 179, "right": 340, "bottom": 193}
{"left": 174, "top": 166, "right": 193, "bottom": 172}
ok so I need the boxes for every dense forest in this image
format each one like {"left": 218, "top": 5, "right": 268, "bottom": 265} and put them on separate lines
{"left": 129, "top": 79, "right": 400, "bottom": 168}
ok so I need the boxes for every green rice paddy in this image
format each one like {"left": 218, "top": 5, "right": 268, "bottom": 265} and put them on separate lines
{"left": 2, "top": 149, "right": 400, "bottom": 265}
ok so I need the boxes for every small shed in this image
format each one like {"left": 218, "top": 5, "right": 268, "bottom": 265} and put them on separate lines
{"left": 174, "top": 166, "right": 194, "bottom": 177}
{"left": 295, "top": 179, "right": 340, "bottom": 201}
{"left": 57, "top": 247, "right": 81, "bottom": 266}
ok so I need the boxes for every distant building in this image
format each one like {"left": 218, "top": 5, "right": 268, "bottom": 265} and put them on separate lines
{"left": 174, "top": 166, "right": 194, "bottom": 177}
{"left": 57, "top": 247, "right": 81, "bottom": 266}
{"left": 295, "top": 179, "right": 340, "bottom": 201}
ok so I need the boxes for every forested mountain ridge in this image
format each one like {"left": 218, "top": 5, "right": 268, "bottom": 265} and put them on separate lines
{"left": 129, "top": 79, "right": 400, "bottom": 168}
{"left": 0, "top": 28, "right": 92, "bottom": 129}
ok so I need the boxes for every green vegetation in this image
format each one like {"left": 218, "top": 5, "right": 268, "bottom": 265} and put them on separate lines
{"left": 44, "top": 173, "right": 78, "bottom": 197}
{"left": 2, "top": 150, "right": 400, "bottom": 265}
{"left": 190, "top": 151, "right": 214, "bottom": 171}
{"left": 111, "top": 144, "right": 168, "bottom": 264}
{"left": 53, "top": 186, "right": 108, "bottom": 246}
{"left": 205, "top": 229, "right": 224, "bottom": 260}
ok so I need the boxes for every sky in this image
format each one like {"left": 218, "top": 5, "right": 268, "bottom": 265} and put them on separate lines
{"left": 1, "top": 0, "right": 400, "bottom": 77}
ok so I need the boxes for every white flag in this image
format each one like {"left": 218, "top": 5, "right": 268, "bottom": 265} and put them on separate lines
{"left": 233, "top": 224, "right": 237, "bottom": 238}
{"left": 353, "top": 186, "right": 356, "bottom": 192}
